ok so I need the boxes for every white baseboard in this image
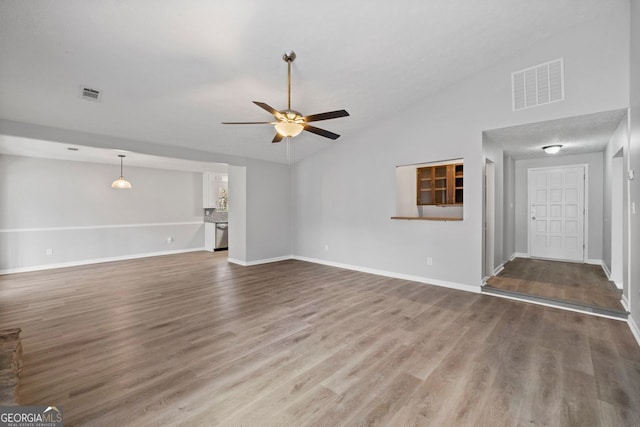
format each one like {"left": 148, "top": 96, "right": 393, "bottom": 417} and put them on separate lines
{"left": 586, "top": 258, "right": 604, "bottom": 266}
{"left": 600, "top": 262, "right": 612, "bottom": 279}
{"left": 292, "top": 255, "right": 480, "bottom": 294}
{"left": 509, "top": 253, "right": 517, "bottom": 261}
{"left": 513, "top": 252, "right": 530, "bottom": 259}
{"left": 227, "top": 255, "right": 293, "bottom": 267}
{"left": 614, "top": 281, "right": 623, "bottom": 290}
{"left": 0, "top": 247, "right": 206, "bottom": 275}
{"left": 493, "top": 262, "right": 505, "bottom": 276}
{"left": 628, "top": 315, "right": 640, "bottom": 349}
{"left": 622, "top": 294, "right": 630, "bottom": 312}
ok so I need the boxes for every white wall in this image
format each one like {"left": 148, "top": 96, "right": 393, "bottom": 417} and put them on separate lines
{"left": 0, "top": 154, "right": 204, "bottom": 272}
{"left": 292, "top": 7, "right": 629, "bottom": 288}
{"left": 514, "top": 152, "right": 604, "bottom": 261}
{"left": 629, "top": 0, "right": 640, "bottom": 327}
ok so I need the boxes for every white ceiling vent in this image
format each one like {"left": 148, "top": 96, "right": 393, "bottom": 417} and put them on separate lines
{"left": 512, "top": 58, "right": 564, "bottom": 111}
{"left": 80, "top": 86, "right": 102, "bottom": 102}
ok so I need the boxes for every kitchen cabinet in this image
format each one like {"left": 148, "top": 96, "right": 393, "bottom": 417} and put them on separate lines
{"left": 203, "top": 173, "right": 228, "bottom": 209}
{"left": 416, "top": 163, "right": 463, "bottom": 206}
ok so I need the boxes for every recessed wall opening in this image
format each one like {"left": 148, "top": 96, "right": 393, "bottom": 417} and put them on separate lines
{"left": 393, "top": 158, "right": 464, "bottom": 221}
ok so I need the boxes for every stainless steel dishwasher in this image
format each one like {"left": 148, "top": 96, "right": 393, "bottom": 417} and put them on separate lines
{"left": 214, "top": 222, "right": 228, "bottom": 251}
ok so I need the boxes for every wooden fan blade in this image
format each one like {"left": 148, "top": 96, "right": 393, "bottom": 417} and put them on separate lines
{"left": 303, "top": 124, "right": 340, "bottom": 140}
{"left": 302, "top": 109, "right": 349, "bottom": 123}
{"left": 253, "top": 101, "right": 280, "bottom": 116}
{"left": 272, "top": 133, "right": 283, "bottom": 143}
{"left": 221, "top": 121, "right": 274, "bottom": 124}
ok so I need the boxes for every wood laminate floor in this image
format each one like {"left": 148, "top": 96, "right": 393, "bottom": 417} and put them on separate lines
{"left": 1, "top": 252, "right": 639, "bottom": 426}
{"left": 485, "top": 258, "right": 625, "bottom": 313}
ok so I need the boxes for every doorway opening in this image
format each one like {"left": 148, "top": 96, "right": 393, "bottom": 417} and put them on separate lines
{"left": 480, "top": 109, "right": 629, "bottom": 318}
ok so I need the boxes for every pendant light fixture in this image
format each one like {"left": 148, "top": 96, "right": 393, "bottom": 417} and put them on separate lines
{"left": 111, "top": 154, "right": 132, "bottom": 189}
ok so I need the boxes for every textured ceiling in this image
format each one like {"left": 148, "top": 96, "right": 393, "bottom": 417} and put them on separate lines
{"left": 0, "top": 0, "right": 623, "bottom": 164}
{"left": 484, "top": 109, "right": 627, "bottom": 160}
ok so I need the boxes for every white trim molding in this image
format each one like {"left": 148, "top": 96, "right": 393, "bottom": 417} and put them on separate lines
{"left": 227, "top": 255, "right": 293, "bottom": 267}
{"left": 493, "top": 262, "right": 505, "bottom": 276}
{"left": 486, "top": 291, "right": 626, "bottom": 321}
{"left": 513, "top": 252, "right": 530, "bottom": 259}
{"left": 0, "top": 247, "right": 205, "bottom": 275}
{"left": 621, "top": 295, "right": 630, "bottom": 312}
{"left": 628, "top": 315, "right": 640, "bottom": 348}
{"left": 292, "top": 256, "right": 480, "bottom": 294}
{"left": 600, "top": 261, "right": 612, "bottom": 279}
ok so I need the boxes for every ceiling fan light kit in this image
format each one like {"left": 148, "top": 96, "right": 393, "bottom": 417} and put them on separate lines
{"left": 222, "top": 50, "right": 349, "bottom": 147}
{"left": 274, "top": 122, "right": 304, "bottom": 137}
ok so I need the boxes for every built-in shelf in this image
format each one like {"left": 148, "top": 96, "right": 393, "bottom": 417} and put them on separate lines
{"left": 390, "top": 216, "right": 463, "bottom": 221}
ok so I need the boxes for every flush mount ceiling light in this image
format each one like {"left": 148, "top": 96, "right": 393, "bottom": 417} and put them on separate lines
{"left": 222, "top": 50, "right": 349, "bottom": 143}
{"left": 111, "top": 154, "right": 132, "bottom": 189}
{"left": 542, "top": 144, "right": 563, "bottom": 154}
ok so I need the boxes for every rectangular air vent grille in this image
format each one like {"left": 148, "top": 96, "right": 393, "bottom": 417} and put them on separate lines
{"left": 80, "top": 87, "right": 102, "bottom": 102}
{"left": 512, "top": 58, "right": 564, "bottom": 111}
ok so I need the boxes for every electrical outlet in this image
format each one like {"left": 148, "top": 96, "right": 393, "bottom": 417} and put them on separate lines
{"left": 324, "top": 244, "right": 329, "bottom": 252}
{"left": 46, "top": 248, "right": 53, "bottom": 256}
{"left": 167, "top": 237, "right": 174, "bottom": 244}
{"left": 427, "top": 257, "right": 433, "bottom": 266}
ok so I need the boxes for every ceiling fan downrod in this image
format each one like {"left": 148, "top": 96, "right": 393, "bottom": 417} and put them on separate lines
{"left": 282, "top": 50, "right": 296, "bottom": 111}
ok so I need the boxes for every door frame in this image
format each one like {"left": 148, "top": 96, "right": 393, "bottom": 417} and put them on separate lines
{"left": 611, "top": 151, "right": 624, "bottom": 288}
{"left": 526, "top": 163, "right": 589, "bottom": 262}
{"left": 483, "top": 159, "right": 495, "bottom": 280}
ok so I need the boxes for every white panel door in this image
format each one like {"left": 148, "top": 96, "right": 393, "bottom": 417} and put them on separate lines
{"left": 528, "top": 165, "right": 585, "bottom": 261}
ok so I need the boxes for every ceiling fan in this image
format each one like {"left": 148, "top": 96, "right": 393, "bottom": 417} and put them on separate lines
{"left": 222, "top": 51, "right": 349, "bottom": 143}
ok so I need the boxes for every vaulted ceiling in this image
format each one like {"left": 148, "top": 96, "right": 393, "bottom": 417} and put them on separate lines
{"left": 0, "top": 0, "right": 623, "bottom": 164}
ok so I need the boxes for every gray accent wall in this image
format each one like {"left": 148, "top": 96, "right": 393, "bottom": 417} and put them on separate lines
{"left": 503, "top": 155, "right": 516, "bottom": 260}
{"left": 0, "top": 154, "right": 204, "bottom": 271}
{"left": 602, "top": 116, "right": 629, "bottom": 296}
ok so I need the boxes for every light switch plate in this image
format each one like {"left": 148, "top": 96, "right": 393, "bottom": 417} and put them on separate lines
{"left": 629, "top": 169, "right": 635, "bottom": 180}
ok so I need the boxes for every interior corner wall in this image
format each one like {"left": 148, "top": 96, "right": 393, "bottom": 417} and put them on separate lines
{"left": 228, "top": 165, "right": 247, "bottom": 262}
{"left": 602, "top": 116, "right": 629, "bottom": 286}
{"left": 629, "top": 0, "right": 640, "bottom": 324}
{"left": 503, "top": 155, "right": 516, "bottom": 260}
{"left": 514, "top": 152, "right": 604, "bottom": 260}
{"left": 244, "top": 160, "right": 291, "bottom": 262}
{"left": 0, "top": 154, "right": 204, "bottom": 272}
{"left": 292, "top": 7, "right": 629, "bottom": 289}
{"left": 482, "top": 137, "right": 504, "bottom": 270}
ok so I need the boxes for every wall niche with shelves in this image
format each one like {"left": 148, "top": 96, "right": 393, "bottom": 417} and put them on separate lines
{"left": 394, "top": 159, "right": 463, "bottom": 221}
